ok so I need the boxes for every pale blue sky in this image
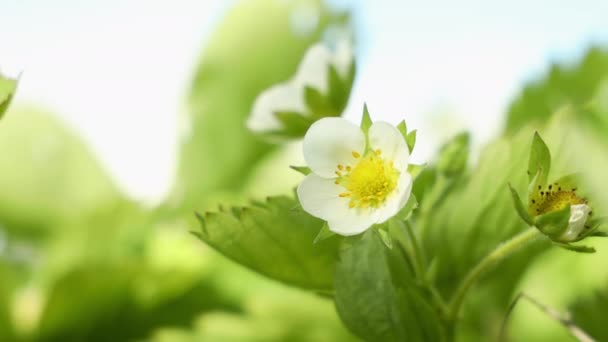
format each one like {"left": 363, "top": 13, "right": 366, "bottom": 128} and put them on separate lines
{"left": 1, "top": 0, "right": 607, "bottom": 201}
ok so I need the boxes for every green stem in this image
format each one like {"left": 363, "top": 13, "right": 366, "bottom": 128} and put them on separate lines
{"left": 403, "top": 220, "right": 449, "bottom": 316}
{"left": 448, "top": 227, "right": 541, "bottom": 320}
{"left": 404, "top": 221, "right": 425, "bottom": 278}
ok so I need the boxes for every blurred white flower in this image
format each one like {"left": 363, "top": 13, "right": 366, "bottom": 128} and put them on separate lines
{"left": 246, "top": 41, "right": 353, "bottom": 134}
{"left": 297, "top": 117, "right": 412, "bottom": 236}
{"left": 560, "top": 203, "right": 592, "bottom": 242}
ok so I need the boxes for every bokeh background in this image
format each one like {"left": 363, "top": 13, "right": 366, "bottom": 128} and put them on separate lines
{"left": 1, "top": 0, "right": 608, "bottom": 341}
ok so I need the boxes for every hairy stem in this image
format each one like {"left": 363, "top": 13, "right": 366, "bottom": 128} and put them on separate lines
{"left": 448, "top": 227, "right": 541, "bottom": 320}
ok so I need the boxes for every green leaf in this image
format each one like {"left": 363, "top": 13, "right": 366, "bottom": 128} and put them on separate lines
{"left": 505, "top": 46, "right": 608, "bottom": 134}
{"left": 534, "top": 205, "right": 570, "bottom": 239}
{"left": 0, "top": 73, "right": 18, "bottom": 119}
{"left": 420, "top": 127, "right": 550, "bottom": 339}
{"left": 528, "top": 132, "right": 551, "bottom": 184}
{"left": 570, "top": 285, "right": 608, "bottom": 341}
{"left": 289, "top": 165, "right": 312, "bottom": 176}
{"left": 171, "top": 0, "right": 345, "bottom": 208}
{"left": 194, "top": 196, "right": 340, "bottom": 290}
{"left": 436, "top": 132, "right": 470, "bottom": 176}
{"left": 508, "top": 183, "right": 534, "bottom": 226}
{"left": 0, "top": 109, "right": 125, "bottom": 239}
{"left": 334, "top": 231, "right": 444, "bottom": 341}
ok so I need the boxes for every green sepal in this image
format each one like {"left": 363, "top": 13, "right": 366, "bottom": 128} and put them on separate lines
{"left": 553, "top": 242, "right": 596, "bottom": 254}
{"left": 327, "top": 64, "right": 346, "bottom": 111}
{"left": 273, "top": 111, "right": 314, "bottom": 138}
{"left": 508, "top": 183, "right": 534, "bottom": 226}
{"left": 395, "top": 194, "right": 418, "bottom": 221}
{"left": 314, "top": 222, "right": 336, "bottom": 244}
{"left": 534, "top": 205, "right": 570, "bottom": 239}
{"left": 289, "top": 165, "right": 312, "bottom": 175}
{"left": 589, "top": 231, "right": 608, "bottom": 238}
{"left": 360, "top": 103, "right": 372, "bottom": 134}
{"left": 0, "top": 73, "right": 18, "bottom": 120}
{"left": 436, "top": 132, "right": 470, "bottom": 176}
{"left": 304, "top": 86, "right": 334, "bottom": 118}
{"left": 397, "top": 120, "right": 408, "bottom": 140}
{"left": 407, "top": 163, "right": 426, "bottom": 181}
{"left": 375, "top": 225, "right": 393, "bottom": 249}
{"left": 528, "top": 132, "right": 551, "bottom": 185}
{"left": 406, "top": 130, "right": 417, "bottom": 153}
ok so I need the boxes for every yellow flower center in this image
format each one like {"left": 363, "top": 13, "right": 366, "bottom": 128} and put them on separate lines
{"left": 335, "top": 149, "right": 400, "bottom": 209}
{"left": 530, "top": 184, "right": 587, "bottom": 216}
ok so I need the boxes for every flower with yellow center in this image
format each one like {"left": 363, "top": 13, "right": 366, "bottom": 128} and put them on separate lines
{"left": 246, "top": 40, "right": 353, "bottom": 135}
{"left": 297, "top": 117, "right": 412, "bottom": 236}
{"left": 529, "top": 180, "right": 592, "bottom": 243}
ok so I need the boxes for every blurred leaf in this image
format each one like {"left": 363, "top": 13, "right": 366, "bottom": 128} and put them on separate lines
{"left": 195, "top": 196, "right": 340, "bottom": 290}
{"left": 334, "top": 230, "right": 444, "bottom": 341}
{"left": 0, "top": 108, "right": 124, "bottom": 240}
{"left": 570, "top": 284, "right": 608, "bottom": 341}
{"left": 436, "top": 132, "right": 470, "bottom": 177}
{"left": 0, "top": 73, "right": 18, "bottom": 119}
{"left": 505, "top": 46, "right": 608, "bottom": 133}
{"left": 0, "top": 265, "right": 17, "bottom": 341}
{"left": 420, "top": 126, "right": 550, "bottom": 339}
{"left": 171, "top": 0, "right": 344, "bottom": 209}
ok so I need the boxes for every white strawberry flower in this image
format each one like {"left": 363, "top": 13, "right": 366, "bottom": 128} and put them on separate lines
{"left": 246, "top": 41, "right": 353, "bottom": 134}
{"left": 297, "top": 117, "right": 413, "bottom": 236}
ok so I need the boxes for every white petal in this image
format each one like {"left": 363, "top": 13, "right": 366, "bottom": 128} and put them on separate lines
{"left": 560, "top": 204, "right": 591, "bottom": 242}
{"left": 297, "top": 173, "right": 378, "bottom": 236}
{"left": 293, "top": 43, "right": 332, "bottom": 92}
{"left": 303, "top": 117, "right": 365, "bottom": 178}
{"left": 247, "top": 83, "right": 305, "bottom": 133}
{"left": 297, "top": 173, "right": 350, "bottom": 221}
{"left": 374, "top": 172, "right": 413, "bottom": 224}
{"left": 327, "top": 208, "right": 378, "bottom": 236}
{"left": 368, "top": 121, "right": 410, "bottom": 172}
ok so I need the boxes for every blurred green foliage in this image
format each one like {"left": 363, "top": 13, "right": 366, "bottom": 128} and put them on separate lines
{"left": 171, "top": 0, "right": 343, "bottom": 210}
{"left": 0, "top": 72, "right": 17, "bottom": 119}
{"left": 2, "top": 1, "right": 608, "bottom": 341}
{"left": 0, "top": 1, "right": 357, "bottom": 341}
{"left": 505, "top": 46, "right": 608, "bottom": 133}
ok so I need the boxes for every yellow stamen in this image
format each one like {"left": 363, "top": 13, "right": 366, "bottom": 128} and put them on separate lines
{"left": 352, "top": 151, "right": 360, "bottom": 158}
